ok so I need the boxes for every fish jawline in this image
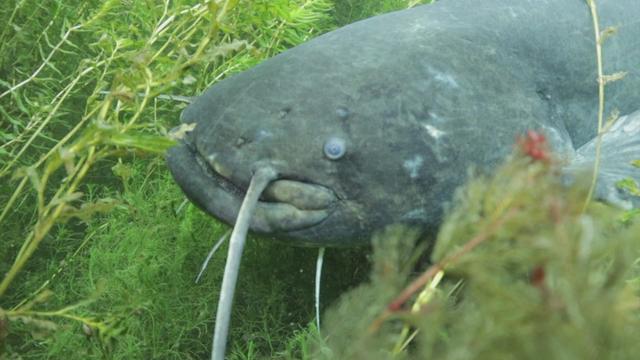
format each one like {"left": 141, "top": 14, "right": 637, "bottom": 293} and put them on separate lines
{"left": 166, "top": 143, "right": 333, "bottom": 233}
{"left": 211, "top": 166, "right": 278, "bottom": 360}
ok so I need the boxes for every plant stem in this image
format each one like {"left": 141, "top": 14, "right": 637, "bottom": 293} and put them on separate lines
{"left": 582, "top": 0, "right": 605, "bottom": 212}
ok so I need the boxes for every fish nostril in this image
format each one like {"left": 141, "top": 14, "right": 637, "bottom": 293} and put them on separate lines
{"left": 279, "top": 107, "right": 292, "bottom": 119}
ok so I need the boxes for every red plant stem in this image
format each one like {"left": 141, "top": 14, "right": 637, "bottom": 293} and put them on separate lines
{"left": 387, "top": 208, "right": 518, "bottom": 313}
{"left": 368, "top": 209, "right": 519, "bottom": 334}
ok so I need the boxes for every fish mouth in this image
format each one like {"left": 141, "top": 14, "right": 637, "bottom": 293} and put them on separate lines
{"left": 166, "top": 142, "right": 336, "bottom": 233}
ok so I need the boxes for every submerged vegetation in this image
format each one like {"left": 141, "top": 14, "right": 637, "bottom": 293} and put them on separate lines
{"left": 318, "top": 147, "right": 640, "bottom": 359}
{"left": 0, "top": 0, "right": 638, "bottom": 359}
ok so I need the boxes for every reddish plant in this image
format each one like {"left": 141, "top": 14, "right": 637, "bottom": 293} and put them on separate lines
{"left": 530, "top": 265, "right": 546, "bottom": 287}
{"left": 517, "top": 130, "right": 551, "bottom": 163}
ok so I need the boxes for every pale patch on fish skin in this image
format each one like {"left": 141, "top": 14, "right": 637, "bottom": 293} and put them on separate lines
{"left": 410, "top": 21, "right": 427, "bottom": 32}
{"left": 426, "top": 66, "right": 460, "bottom": 88}
{"left": 434, "top": 73, "right": 459, "bottom": 88}
{"left": 416, "top": 120, "right": 449, "bottom": 163}
{"left": 403, "top": 155, "right": 424, "bottom": 179}
{"left": 401, "top": 208, "right": 428, "bottom": 221}
{"left": 540, "top": 125, "right": 574, "bottom": 160}
{"left": 256, "top": 129, "right": 273, "bottom": 141}
{"left": 423, "top": 124, "right": 446, "bottom": 139}
{"left": 427, "top": 111, "right": 443, "bottom": 123}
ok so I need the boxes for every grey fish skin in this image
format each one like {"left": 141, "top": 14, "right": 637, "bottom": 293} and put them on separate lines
{"left": 167, "top": 0, "right": 640, "bottom": 247}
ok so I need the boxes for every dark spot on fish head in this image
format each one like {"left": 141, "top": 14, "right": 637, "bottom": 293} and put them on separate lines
{"left": 279, "top": 106, "right": 292, "bottom": 119}
{"left": 235, "top": 136, "right": 249, "bottom": 148}
{"left": 536, "top": 88, "right": 551, "bottom": 101}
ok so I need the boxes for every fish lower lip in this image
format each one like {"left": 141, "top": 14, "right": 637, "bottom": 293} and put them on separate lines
{"left": 166, "top": 143, "right": 336, "bottom": 232}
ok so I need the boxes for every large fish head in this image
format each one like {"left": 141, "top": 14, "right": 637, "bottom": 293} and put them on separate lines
{"left": 167, "top": 25, "right": 449, "bottom": 247}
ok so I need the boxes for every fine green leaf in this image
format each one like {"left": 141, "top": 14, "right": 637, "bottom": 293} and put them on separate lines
{"left": 616, "top": 178, "right": 640, "bottom": 196}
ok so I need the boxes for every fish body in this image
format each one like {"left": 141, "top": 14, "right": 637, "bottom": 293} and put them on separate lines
{"left": 168, "top": 0, "right": 640, "bottom": 247}
{"left": 166, "top": 1, "right": 640, "bottom": 358}
{"left": 168, "top": 0, "right": 639, "bottom": 247}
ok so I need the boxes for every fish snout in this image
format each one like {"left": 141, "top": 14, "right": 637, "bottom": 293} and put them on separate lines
{"left": 168, "top": 143, "right": 338, "bottom": 235}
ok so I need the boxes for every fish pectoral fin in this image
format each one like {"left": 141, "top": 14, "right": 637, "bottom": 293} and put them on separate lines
{"left": 567, "top": 110, "right": 640, "bottom": 209}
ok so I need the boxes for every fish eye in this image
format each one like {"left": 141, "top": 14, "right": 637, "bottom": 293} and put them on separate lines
{"left": 323, "top": 137, "right": 346, "bottom": 160}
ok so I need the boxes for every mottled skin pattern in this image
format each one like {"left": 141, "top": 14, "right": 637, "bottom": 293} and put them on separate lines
{"left": 167, "top": 0, "right": 640, "bottom": 247}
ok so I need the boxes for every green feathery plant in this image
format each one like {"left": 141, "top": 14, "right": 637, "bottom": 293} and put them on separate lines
{"left": 0, "top": 0, "right": 347, "bottom": 357}
{"left": 317, "top": 140, "right": 640, "bottom": 360}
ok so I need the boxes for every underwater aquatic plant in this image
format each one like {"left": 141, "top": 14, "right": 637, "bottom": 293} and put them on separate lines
{"left": 0, "top": 0, "right": 348, "bottom": 357}
{"left": 317, "top": 144, "right": 640, "bottom": 359}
